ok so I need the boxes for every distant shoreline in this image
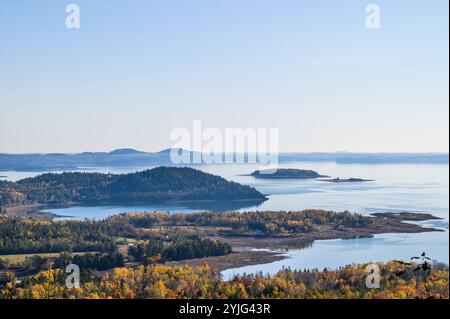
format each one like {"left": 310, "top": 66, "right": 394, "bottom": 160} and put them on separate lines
{"left": 1, "top": 150, "right": 448, "bottom": 172}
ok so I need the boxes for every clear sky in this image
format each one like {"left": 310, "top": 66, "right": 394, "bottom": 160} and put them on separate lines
{"left": 0, "top": 0, "right": 448, "bottom": 153}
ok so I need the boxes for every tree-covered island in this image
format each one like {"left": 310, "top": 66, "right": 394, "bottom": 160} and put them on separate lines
{"left": 0, "top": 167, "right": 267, "bottom": 209}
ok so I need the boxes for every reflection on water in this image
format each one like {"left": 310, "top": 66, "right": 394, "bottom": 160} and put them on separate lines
{"left": 2, "top": 162, "right": 449, "bottom": 272}
{"left": 41, "top": 199, "right": 267, "bottom": 221}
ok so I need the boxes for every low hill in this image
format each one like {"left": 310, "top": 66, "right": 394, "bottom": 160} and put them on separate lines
{"left": 0, "top": 167, "right": 267, "bottom": 207}
{"left": 108, "top": 148, "right": 146, "bottom": 155}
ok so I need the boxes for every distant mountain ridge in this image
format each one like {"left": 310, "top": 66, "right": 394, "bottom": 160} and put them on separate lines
{"left": 0, "top": 149, "right": 448, "bottom": 171}
{"left": 108, "top": 148, "right": 146, "bottom": 155}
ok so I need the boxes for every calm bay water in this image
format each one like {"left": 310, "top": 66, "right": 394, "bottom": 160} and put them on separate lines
{"left": 2, "top": 162, "right": 448, "bottom": 274}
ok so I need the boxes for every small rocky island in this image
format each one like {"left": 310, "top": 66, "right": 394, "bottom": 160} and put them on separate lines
{"left": 322, "top": 177, "right": 374, "bottom": 183}
{"left": 249, "top": 168, "right": 328, "bottom": 179}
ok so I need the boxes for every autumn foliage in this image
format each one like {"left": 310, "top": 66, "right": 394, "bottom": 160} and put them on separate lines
{"left": 1, "top": 261, "right": 448, "bottom": 299}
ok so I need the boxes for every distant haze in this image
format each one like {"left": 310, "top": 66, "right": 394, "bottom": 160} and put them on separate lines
{"left": 0, "top": 0, "right": 448, "bottom": 153}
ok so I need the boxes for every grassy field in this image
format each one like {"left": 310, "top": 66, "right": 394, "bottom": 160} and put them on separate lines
{"left": 0, "top": 252, "right": 98, "bottom": 264}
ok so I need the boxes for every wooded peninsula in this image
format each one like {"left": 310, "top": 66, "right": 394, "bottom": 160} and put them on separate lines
{"left": 0, "top": 167, "right": 267, "bottom": 210}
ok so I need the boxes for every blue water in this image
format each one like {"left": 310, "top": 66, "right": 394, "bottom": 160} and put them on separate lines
{"left": 2, "top": 162, "right": 448, "bottom": 274}
{"left": 221, "top": 230, "right": 449, "bottom": 280}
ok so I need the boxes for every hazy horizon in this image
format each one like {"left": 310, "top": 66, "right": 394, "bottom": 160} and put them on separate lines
{"left": 1, "top": 0, "right": 448, "bottom": 154}
{"left": 1, "top": 147, "right": 448, "bottom": 155}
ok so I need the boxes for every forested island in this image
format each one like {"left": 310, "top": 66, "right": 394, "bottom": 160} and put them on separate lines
{"left": 249, "top": 169, "right": 327, "bottom": 179}
{"left": 248, "top": 169, "right": 375, "bottom": 183}
{"left": 0, "top": 167, "right": 267, "bottom": 210}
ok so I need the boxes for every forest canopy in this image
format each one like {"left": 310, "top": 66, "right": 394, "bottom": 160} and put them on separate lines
{"left": 1, "top": 261, "right": 448, "bottom": 299}
{"left": 0, "top": 167, "right": 266, "bottom": 207}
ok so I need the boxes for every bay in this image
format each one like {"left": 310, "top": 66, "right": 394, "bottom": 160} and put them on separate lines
{"left": 2, "top": 162, "right": 448, "bottom": 274}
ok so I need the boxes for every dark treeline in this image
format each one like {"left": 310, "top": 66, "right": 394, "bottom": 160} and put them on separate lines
{"left": 128, "top": 236, "right": 232, "bottom": 262}
{"left": 0, "top": 167, "right": 266, "bottom": 207}
{"left": 0, "top": 218, "right": 132, "bottom": 254}
{"left": 53, "top": 252, "right": 125, "bottom": 271}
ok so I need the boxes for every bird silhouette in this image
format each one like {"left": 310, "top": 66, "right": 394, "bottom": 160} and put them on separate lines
{"left": 394, "top": 252, "right": 433, "bottom": 276}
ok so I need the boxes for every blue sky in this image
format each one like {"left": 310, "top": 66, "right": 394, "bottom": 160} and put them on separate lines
{"left": 0, "top": 0, "right": 448, "bottom": 153}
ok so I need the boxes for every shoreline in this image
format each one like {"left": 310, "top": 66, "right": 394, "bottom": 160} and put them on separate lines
{"left": 5, "top": 204, "right": 46, "bottom": 214}
{"left": 167, "top": 212, "right": 445, "bottom": 271}
{"left": 210, "top": 212, "right": 443, "bottom": 249}
{"left": 164, "top": 250, "right": 287, "bottom": 272}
